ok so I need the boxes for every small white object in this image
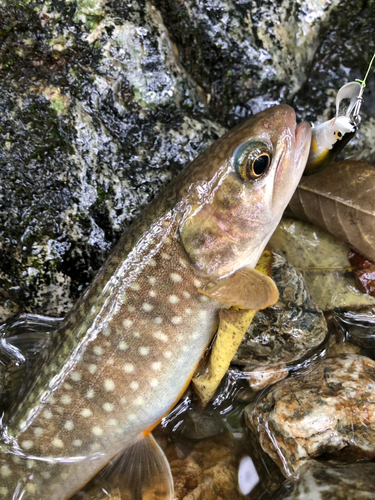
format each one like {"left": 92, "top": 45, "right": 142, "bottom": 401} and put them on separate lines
{"left": 238, "top": 455, "right": 260, "bottom": 495}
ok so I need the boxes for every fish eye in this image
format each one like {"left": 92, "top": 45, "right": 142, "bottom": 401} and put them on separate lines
{"left": 234, "top": 141, "right": 272, "bottom": 181}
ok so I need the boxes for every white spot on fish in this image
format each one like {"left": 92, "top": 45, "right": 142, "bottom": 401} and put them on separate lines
{"left": 43, "top": 409, "right": 53, "bottom": 419}
{"left": 64, "top": 383, "right": 73, "bottom": 390}
{"left": 168, "top": 295, "right": 179, "bottom": 304}
{"left": 164, "top": 351, "right": 172, "bottom": 359}
{"left": 149, "top": 277, "right": 157, "bottom": 285}
{"left": 0, "top": 465, "right": 11, "bottom": 477}
{"left": 135, "top": 396, "right": 144, "bottom": 405}
{"left": 26, "top": 484, "right": 37, "bottom": 495}
{"left": 128, "top": 414, "right": 136, "bottom": 421}
{"left": 106, "top": 357, "right": 115, "bottom": 366}
{"left": 102, "top": 327, "right": 111, "bottom": 336}
{"left": 41, "top": 471, "right": 51, "bottom": 480}
{"left": 193, "top": 279, "right": 202, "bottom": 287}
{"left": 161, "top": 252, "right": 171, "bottom": 260}
{"left": 130, "top": 283, "right": 140, "bottom": 291}
{"left": 81, "top": 408, "right": 93, "bottom": 418}
{"left": 153, "top": 331, "right": 168, "bottom": 342}
{"left": 109, "top": 419, "right": 118, "bottom": 426}
{"left": 123, "top": 363, "right": 134, "bottom": 373}
{"left": 198, "top": 310, "right": 208, "bottom": 319}
{"left": 200, "top": 295, "right": 209, "bottom": 302}
{"left": 171, "top": 316, "right": 182, "bottom": 325}
{"left": 103, "top": 402, "right": 114, "bottom": 412}
{"left": 92, "top": 426, "right": 104, "bottom": 436}
{"left": 152, "top": 362, "right": 161, "bottom": 370}
{"left": 133, "top": 332, "right": 140, "bottom": 338}
{"left": 119, "top": 294, "right": 127, "bottom": 303}
{"left": 88, "top": 364, "right": 97, "bottom": 374}
{"left": 34, "top": 427, "right": 43, "bottom": 437}
{"left": 142, "top": 302, "right": 154, "bottom": 312}
{"left": 104, "top": 379, "right": 115, "bottom": 391}
{"left": 64, "top": 421, "right": 74, "bottom": 431}
{"left": 52, "top": 438, "right": 64, "bottom": 449}
{"left": 183, "top": 291, "right": 191, "bottom": 299}
{"left": 119, "top": 341, "right": 129, "bottom": 351}
{"left": 139, "top": 346, "right": 149, "bottom": 355}
{"left": 154, "top": 317, "right": 163, "bottom": 324}
{"left": 86, "top": 388, "right": 95, "bottom": 399}
{"left": 170, "top": 273, "right": 182, "bottom": 282}
{"left": 73, "top": 439, "right": 82, "bottom": 447}
{"left": 61, "top": 394, "right": 72, "bottom": 405}
{"left": 185, "top": 308, "right": 192, "bottom": 314}
{"left": 150, "top": 379, "right": 159, "bottom": 388}
{"left": 149, "top": 258, "right": 157, "bottom": 267}
{"left": 94, "top": 346, "right": 104, "bottom": 356}
{"left": 130, "top": 381, "right": 139, "bottom": 390}
{"left": 70, "top": 371, "right": 81, "bottom": 382}
{"left": 0, "top": 488, "right": 8, "bottom": 495}
{"left": 128, "top": 305, "right": 136, "bottom": 312}
{"left": 120, "top": 397, "right": 126, "bottom": 404}
{"left": 26, "top": 460, "right": 34, "bottom": 468}
{"left": 123, "top": 319, "right": 133, "bottom": 328}
{"left": 149, "top": 290, "right": 157, "bottom": 297}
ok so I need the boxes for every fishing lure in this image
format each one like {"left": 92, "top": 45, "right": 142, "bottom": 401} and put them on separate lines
{"left": 305, "top": 53, "right": 375, "bottom": 175}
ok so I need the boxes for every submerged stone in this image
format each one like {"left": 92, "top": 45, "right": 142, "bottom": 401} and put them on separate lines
{"left": 233, "top": 252, "right": 327, "bottom": 390}
{"left": 245, "top": 353, "right": 375, "bottom": 476}
{"left": 272, "top": 460, "right": 375, "bottom": 500}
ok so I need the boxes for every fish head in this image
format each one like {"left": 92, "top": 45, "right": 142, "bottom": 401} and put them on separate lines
{"left": 180, "top": 105, "right": 311, "bottom": 278}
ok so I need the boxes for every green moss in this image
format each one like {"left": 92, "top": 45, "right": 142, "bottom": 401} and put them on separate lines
{"left": 50, "top": 97, "right": 66, "bottom": 115}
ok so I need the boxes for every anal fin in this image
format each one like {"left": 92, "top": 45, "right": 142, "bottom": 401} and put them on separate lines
{"left": 73, "top": 433, "right": 174, "bottom": 500}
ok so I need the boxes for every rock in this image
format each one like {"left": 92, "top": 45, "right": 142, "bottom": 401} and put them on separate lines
{"left": 0, "top": 0, "right": 225, "bottom": 320}
{"left": 232, "top": 252, "right": 327, "bottom": 390}
{"left": 165, "top": 435, "right": 243, "bottom": 500}
{"left": 245, "top": 354, "right": 375, "bottom": 476}
{"left": 271, "top": 460, "right": 375, "bottom": 500}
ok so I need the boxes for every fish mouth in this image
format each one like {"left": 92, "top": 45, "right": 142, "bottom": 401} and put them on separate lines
{"left": 294, "top": 121, "right": 312, "bottom": 175}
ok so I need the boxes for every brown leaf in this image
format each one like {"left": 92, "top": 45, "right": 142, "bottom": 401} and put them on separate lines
{"left": 286, "top": 161, "right": 375, "bottom": 262}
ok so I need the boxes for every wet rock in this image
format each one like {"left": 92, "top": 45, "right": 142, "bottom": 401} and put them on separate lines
{"left": 333, "top": 307, "right": 375, "bottom": 349}
{"left": 165, "top": 435, "right": 244, "bottom": 500}
{"left": 232, "top": 252, "right": 327, "bottom": 390}
{"left": 272, "top": 460, "right": 375, "bottom": 500}
{"left": 245, "top": 354, "right": 375, "bottom": 476}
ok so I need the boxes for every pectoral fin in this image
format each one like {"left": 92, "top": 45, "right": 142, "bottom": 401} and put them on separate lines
{"left": 198, "top": 266, "right": 279, "bottom": 310}
{"left": 75, "top": 433, "right": 173, "bottom": 500}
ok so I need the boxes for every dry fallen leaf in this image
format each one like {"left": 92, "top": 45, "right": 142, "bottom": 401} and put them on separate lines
{"left": 286, "top": 161, "right": 375, "bottom": 262}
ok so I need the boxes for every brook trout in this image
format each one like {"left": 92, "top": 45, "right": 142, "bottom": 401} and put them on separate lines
{"left": 0, "top": 105, "right": 311, "bottom": 499}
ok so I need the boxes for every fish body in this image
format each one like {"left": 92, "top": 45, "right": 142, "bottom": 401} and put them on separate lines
{"left": 0, "top": 105, "right": 311, "bottom": 499}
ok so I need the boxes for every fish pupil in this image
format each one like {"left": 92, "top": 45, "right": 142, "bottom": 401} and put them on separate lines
{"left": 252, "top": 154, "right": 270, "bottom": 176}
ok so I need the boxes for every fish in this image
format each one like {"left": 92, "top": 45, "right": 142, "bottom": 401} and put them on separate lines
{"left": 0, "top": 105, "right": 311, "bottom": 499}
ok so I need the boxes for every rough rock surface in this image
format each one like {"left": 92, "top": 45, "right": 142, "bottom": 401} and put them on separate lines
{"left": 272, "top": 460, "right": 375, "bottom": 500}
{"left": 245, "top": 354, "right": 375, "bottom": 476}
{"left": 1, "top": 0, "right": 375, "bottom": 320}
{"left": 232, "top": 252, "right": 327, "bottom": 390}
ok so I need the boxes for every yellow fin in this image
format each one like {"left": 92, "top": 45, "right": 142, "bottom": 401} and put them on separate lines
{"left": 199, "top": 266, "right": 279, "bottom": 310}
{"left": 77, "top": 433, "right": 173, "bottom": 500}
{"left": 192, "top": 308, "right": 256, "bottom": 407}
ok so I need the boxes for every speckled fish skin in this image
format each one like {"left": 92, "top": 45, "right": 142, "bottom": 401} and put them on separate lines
{"left": 0, "top": 105, "right": 311, "bottom": 499}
